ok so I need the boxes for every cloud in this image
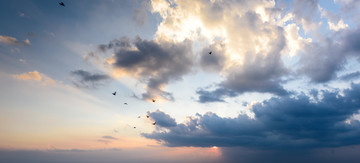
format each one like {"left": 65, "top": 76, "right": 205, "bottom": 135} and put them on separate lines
{"left": 298, "top": 28, "right": 360, "bottom": 83}
{"left": 147, "top": 110, "right": 177, "bottom": 127}
{"left": 71, "top": 70, "right": 110, "bottom": 89}
{"left": 292, "top": 0, "right": 321, "bottom": 33}
{"left": 19, "top": 58, "right": 27, "bottom": 64}
{"left": 197, "top": 27, "right": 289, "bottom": 102}
{"left": 335, "top": 0, "right": 360, "bottom": 11}
{"left": 196, "top": 88, "right": 230, "bottom": 103}
{"left": 0, "top": 35, "right": 30, "bottom": 46}
{"left": 199, "top": 42, "right": 227, "bottom": 73}
{"left": 220, "top": 145, "right": 360, "bottom": 163}
{"left": 13, "top": 71, "right": 55, "bottom": 85}
{"left": 319, "top": 5, "right": 348, "bottom": 31}
{"left": 143, "top": 83, "right": 360, "bottom": 149}
{"left": 18, "top": 12, "right": 25, "bottom": 17}
{"left": 102, "top": 136, "right": 118, "bottom": 140}
{"left": 13, "top": 71, "right": 42, "bottom": 81}
{"left": 132, "top": 1, "right": 150, "bottom": 26}
{"left": 339, "top": 71, "right": 360, "bottom": 81}
{"left": 87, "top": 0, "right": 360, "bottom": 103}
{"left": 94, "top": 36, "right": 194, "bottom": 101}
{"left": 150, "top": 0, "right": 291, "bottom": 102}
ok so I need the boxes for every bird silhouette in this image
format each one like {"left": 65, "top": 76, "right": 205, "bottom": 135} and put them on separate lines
{"left": 133, "top": 127, "right": 136, "bottom": 129}
{"left": 137, "top": 116, "right": 141, "bottom": 118}
{"left": 124, "top": 103, "right": 128, "bottom": 105}
{"left": 146, "top": 115, "right": 150, "bottom": 118}
{"left": 112, "top": 91, "right": 116, "bottom": 96}
{"left": 152, "top": 122, "right": 156, "bottom": 125}
{"left": 59, "top": 2, "right": 65, "bottom": 6}
{"left": 152, "top": 99, "right": 156, "bottom": 102}
{"left": 209, "top": 51, "right": 212, "bottom": 55}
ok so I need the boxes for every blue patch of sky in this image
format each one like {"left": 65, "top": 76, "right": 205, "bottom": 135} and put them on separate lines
{"left": 0, "top": 0, "right": 159, "bottom": 84}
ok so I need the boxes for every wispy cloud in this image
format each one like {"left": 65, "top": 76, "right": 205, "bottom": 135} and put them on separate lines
{"left": 102, "top": 135, "right": 118, "bottom": 140}
{"left": 13, "top": 71, "right": 55, "bottom": 85}
{"left": 0, "top": 35, "right": 30, "bottom": 46}
{"left": 70, "top": 70, "right": 110, "bottom": 89}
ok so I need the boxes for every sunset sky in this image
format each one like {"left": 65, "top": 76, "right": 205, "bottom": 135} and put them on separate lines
{"left": 1, "top": 0, "right": 360, "bottom": 162}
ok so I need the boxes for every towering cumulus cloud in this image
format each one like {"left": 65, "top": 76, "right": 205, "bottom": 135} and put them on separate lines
{"left": 151, "top": 0, "right": 290, "bottom": 102}
{"left": 87, "top": 0, "right": 360, "bottom": 103}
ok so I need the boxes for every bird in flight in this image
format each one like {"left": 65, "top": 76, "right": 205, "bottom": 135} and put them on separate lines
{"left": 124, "top": 103, "right": 128, "bottom": 105}
{"left": 146, "top": 115, "right": 149, "bottom": 118}
{"left": 209, "top": 51, "right": 212, "bottom": 55}
{"left": 152, "top": 99, "right": 156, "bottom": 102}
{"left": 152, "top": 122, "right": 156, "bottom": 125}
{"left": 112, "top": 91, "right": 116, "bottom": 96}
{"left": 59, "top": 2, "right": 65, "bottom": 7}
{"left": 133, "top": 127, "right": 136, "bottom": 129}
{"left": 137, "top": 116, "right": 141, "bottom": 118}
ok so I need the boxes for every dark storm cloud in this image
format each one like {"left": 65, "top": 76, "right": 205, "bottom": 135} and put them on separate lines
{"left": 147, "top": 110, "right": 177, "bottom": 128}
{"left": 143, "top": 83, "right": 360, "bottom": 149}
{"left": 299, "top": 28, "right": 360, "bottom": 83}
{"left": 71, "top": 70, "right": 110, "bottom": 89}
{"left": 220, "top": 146, "right": 360, "bottom": 163}
{"left": 197, "top": 26, "right": 289, "bottom": 103}
{"left": 97, "top": 36, "right": 194, "bottom": 101}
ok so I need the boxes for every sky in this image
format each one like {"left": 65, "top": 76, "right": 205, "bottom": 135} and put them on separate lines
{"left": 1, "top": 0, "right": 360, "bottom": 162}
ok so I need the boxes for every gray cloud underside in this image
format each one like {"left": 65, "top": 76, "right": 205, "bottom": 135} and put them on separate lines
{"left": 71, "top": 70, "right": 110, "bottom": 89}
{"left": 147, "top": 110, "right": 177, "bottom": 128}
{"left": 143, "top": 83, "right": 360, "bottom": 149}
{"left": 98, "top": 36, "right": 194, "bottom": 101}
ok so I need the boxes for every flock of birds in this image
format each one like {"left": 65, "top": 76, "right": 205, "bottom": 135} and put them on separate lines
{"left": 58, "top": 1, "right": 158, "bottom": 129}
{"left": 112, "top": 91, "right": 157, "bottom": 128}
{"left": 58, "top": 1, "right": 213, "bottom": 130}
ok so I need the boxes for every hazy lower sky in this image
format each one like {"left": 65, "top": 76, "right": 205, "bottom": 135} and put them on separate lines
{"left": 1, "top": 0, "right": 360, "bottom": 162}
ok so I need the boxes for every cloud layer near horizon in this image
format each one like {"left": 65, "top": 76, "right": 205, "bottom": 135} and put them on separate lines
{"left": 143, "top": 83, "right": 360, "bottom": 149}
